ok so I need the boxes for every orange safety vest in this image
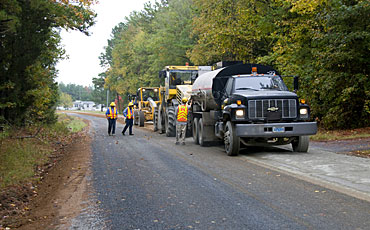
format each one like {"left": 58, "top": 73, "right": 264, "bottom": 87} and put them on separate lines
{"left": 127, "top": 107, "right": 133, "bottom": 119}
{"left": 177, "top": 105, "right": 188, "bottom": 122}
{"left": 108, "top": 107, "right": 117, "bottom": 119}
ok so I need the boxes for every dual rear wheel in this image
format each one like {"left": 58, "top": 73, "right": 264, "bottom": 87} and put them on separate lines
{"left": 192, "top": 117, "right": 206, "bottom": 146}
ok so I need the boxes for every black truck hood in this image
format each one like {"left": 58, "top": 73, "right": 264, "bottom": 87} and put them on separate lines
{"left": 233, "top": 90, "right": 298, "bottom": 99}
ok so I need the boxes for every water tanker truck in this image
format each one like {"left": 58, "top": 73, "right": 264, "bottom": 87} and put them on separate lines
{"left": 190, "top": 62, "right": 317, "bottom": 156}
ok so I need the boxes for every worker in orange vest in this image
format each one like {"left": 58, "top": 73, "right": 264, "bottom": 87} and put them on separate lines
{"left": 175, "top": 97, "right": 190, "bottom": 145}
{"left": 105, "top": 102, "right": 118, "bottom": 136}
{"left": 122, "top": 102, "right": 134, "bottom": 135}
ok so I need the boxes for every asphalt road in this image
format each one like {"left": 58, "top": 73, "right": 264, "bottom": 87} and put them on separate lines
{"left": 68, "top": 114, "right": 370, "bottom": 230}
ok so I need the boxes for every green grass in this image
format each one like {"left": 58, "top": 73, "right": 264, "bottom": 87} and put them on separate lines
{"left": 57, "top": 113, "right": 87, "bottom": 132}
{"left": 0, "top": 139, "right": 51, "bottom": 188}
{"left": 65, "top": 110, "right": 105, "bottom": 114}
{"left": 0, "top": 114, "right": 86, "bottom": 188}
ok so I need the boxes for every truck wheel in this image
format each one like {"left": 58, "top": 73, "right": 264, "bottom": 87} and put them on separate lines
{"left": 139, "top": 111, "right": 145, "bottom": 127}
{"left": 292, "top": 136, "right": 309, "bottom": 152}
{"left": 153, "top": 110, "right": 158, "bottom": 132}
{"left": 165, "top": 106, "right": 176, "bottom": 137}
{"left": 133, "top": 110, "right": 139, "bottom": 125}
{"left": 224, "top": 121, "right": 240, "bottom": 156}
{"left": 198, "top": 118, "right": 206, "bottom": 146}
{"left": 192, "top": 117, "right": 199, "bottom": 144}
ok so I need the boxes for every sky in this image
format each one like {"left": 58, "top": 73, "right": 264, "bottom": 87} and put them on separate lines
{"left": 56, "top": 0, "right": 152, "bottom": 86}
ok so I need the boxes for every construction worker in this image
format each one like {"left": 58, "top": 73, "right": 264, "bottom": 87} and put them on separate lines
{"left": 122, "top": 102, "right": 134, "bottom": 135}
{"left": 175, "top": 97, "right": 190, "bottom": 145}
{"left": 105, "top": 102, "right": 118, "bottom": 136}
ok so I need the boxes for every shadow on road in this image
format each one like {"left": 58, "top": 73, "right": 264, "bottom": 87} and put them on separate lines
{"left": 238, "top": 145, "right": 302, "bottom": 157}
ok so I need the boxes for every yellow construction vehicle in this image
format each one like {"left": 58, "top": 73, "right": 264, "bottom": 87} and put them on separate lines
{"left": 133, "top": 87, "right": 161, "bottom": 127}
{"left": 154, "top": 65, "right": 212, "bottom": 136}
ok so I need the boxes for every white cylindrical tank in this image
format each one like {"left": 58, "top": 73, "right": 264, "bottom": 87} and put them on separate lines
{"left": 191, "top": 68, "right": 224, "bottom": 111}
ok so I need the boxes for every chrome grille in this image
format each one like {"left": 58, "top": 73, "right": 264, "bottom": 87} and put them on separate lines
{"left": 248, "top": 99, "right": 297, "bottom": 119}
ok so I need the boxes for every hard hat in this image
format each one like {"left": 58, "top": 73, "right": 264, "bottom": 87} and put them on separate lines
{"left": 128, "top": 102, "right": 134, "bottom": 106}
{"left": 182, "top": 97, "right": 188, "bottom": 103}
{"left": 110, "top": 102, "right": 116, "bottom": 107}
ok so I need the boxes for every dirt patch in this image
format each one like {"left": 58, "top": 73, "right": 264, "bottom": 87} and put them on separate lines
{"left": 0, "top": 121, "right": 92, "bottom": 229}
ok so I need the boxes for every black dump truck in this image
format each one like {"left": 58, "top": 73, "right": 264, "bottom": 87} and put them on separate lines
{"left": 190, "top": 62, "right": 317, "bottom": 156}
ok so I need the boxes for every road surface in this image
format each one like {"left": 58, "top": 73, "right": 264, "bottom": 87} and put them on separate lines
{"left": 65, "top": 113, "right": 370, "bottom": 230}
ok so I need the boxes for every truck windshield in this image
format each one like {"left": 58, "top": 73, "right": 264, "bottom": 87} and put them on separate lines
{"left": 142, "top": 89, "right": 159, "bottom": 101}
{"left": 234, "top": 76, "right": 288, "bottom": 91}
{"left": 169, "top": 70, "right": 198, "bottom": 85}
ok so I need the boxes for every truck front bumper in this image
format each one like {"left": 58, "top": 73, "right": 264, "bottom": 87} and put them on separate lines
{"left": 235, "top": 122, "right": 317, "bottom": 137}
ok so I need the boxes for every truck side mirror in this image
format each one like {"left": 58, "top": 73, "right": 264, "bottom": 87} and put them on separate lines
{"left": 293, "top": 76, "right": 299, "bottom": 92}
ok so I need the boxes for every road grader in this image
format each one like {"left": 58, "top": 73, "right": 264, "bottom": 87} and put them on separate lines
{"left": 133, "top": 87, "right": 161, "bottom": 127}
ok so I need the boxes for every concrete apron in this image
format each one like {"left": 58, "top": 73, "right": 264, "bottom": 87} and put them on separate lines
{"left": 241, "top": 145, "right": 370, "bottom": 202}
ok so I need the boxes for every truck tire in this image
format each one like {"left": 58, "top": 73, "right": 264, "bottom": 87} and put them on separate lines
{"left": 139, "top": 111, "right": 145, "bottom": 127}
{"left": 133, "top": 110, "right": 139, "bottom": 125}
{"left": 192, "top": 117, "right": 199, "bottom": 144}
{"left": 198, "top": 118, "right": 206, "bottom": 146}
{"left": 153, "top": 110, "right": 158, "bottom": 132}
{"left": 224, "top": 121, "right": 240, "bottom": 156}
{"left": 165, "top": 106, "right": 176, "bottom": 137}
{"left": 292, "top": 136, "right": 309, "bottom": 152}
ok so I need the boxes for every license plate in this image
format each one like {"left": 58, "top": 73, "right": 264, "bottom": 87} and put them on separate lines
{"left": 273, "top": 127, "right": 285, "bottom": 133}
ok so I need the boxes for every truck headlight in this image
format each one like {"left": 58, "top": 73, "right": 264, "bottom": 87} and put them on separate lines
{"left": 300, "top": 108, "right": 309, "bottom": 119}
{"left": 300, "top": 108, "right": 308, "bottom": 115}
{"left": 236, "top": 109, "right": 244, "bottom": 119}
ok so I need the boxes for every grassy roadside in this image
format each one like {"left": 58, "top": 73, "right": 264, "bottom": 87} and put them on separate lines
{"left": 58, "top": 110, "right": 105, "bottom": 115}
{"left": 311, "top": 127, "right": 370, "bottom": 141}
{"left": 0, "top": 114, "right": 87, "bottom": 189}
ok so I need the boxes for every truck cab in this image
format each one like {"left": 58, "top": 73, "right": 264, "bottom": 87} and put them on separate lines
{"left": 191, "top": 63, "right": 317, "bottom": 156}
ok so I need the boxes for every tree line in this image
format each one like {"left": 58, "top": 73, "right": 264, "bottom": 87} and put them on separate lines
{"left": 99, "top": 0, "right": 369, "bottom": 129}
{"left": 0, "top": 0, "right": 96, "bottom": 125}
{"left": 57, "top": 82, "right": 114, "bottom": 109}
